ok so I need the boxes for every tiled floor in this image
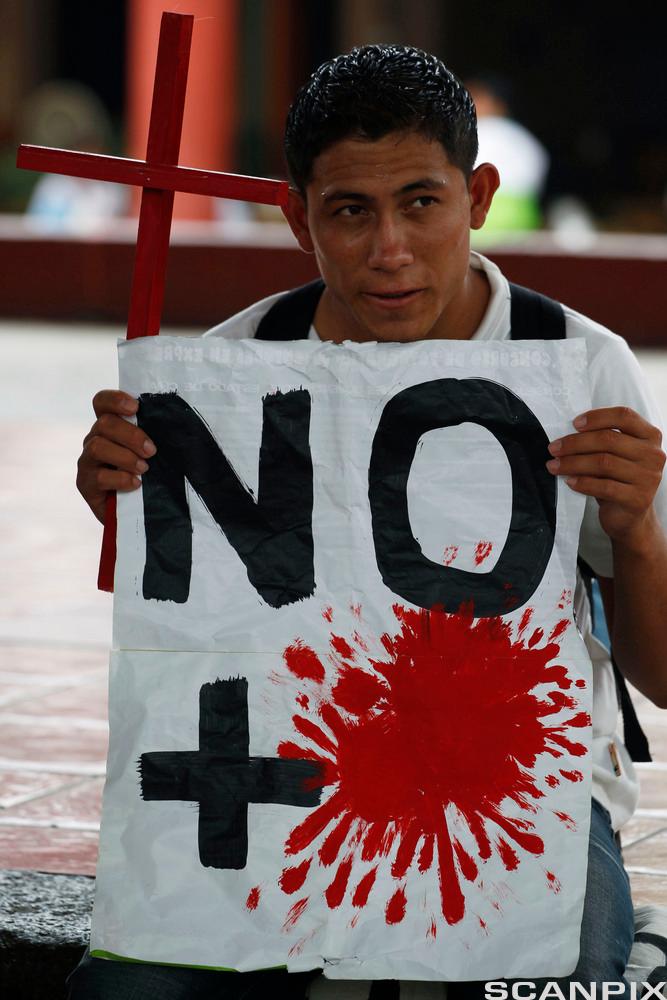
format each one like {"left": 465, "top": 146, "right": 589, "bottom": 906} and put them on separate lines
{"left": 0, "top": 323, "right": 119, "bottom": 876}
{"left": 1, "top": 322, "right": 666, "bottom": 905}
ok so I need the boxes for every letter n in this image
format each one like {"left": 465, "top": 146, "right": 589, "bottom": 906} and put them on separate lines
{"left": 137, "top": 390, "right": 314, "bottom": 608}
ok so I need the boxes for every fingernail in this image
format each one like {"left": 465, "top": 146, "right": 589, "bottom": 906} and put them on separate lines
{"left": 143, "top": 441, "right": 157, "bottom": 456}
{"left": 566, "top": 477, "right": 578, "bottom": 487}
{"left": 121, "top": 399, "right": 138, "bottom": 414}
{"left": 136, "top": 459, "right": 149, "bottom": 474}
{"left": 548, "top": 439, "right": 562, "bottom": 454}
{"left": 546, "top": 459, "right": 560, "bottom": 472}
{"left": 132, "top": 476, "right": 142, "bottom": 487}
{"left": 573, "top": 415, "right": 587, "bottom": 428}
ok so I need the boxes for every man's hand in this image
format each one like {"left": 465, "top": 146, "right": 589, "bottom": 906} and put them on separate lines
{"left": 76, "top": 390, "right": 156, "bottom": 524}
{"left": 547, "top": 406, "right": 666, "bottom": 553}
{"left": 547, "top": 406, "right": 667, "bottom": 706}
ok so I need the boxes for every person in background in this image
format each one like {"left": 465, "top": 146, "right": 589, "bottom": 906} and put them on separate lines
{"left": 466, "top": 75, "right": 549, "bottom": 237}
{"left": 22, "top": 81, "right": 127, "bottom": 233}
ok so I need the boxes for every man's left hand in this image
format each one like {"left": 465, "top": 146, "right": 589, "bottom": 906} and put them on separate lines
{"left": 547, "top": 406, "right": 666, "bottom": 552}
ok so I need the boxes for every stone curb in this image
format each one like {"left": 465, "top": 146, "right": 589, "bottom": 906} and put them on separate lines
{"left": 0, "top": 869, "right": 94, "bottom": 1000}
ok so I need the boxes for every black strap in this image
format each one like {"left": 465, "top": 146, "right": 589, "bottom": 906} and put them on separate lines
{"left": 255, "top": 278, "right": 564, "bottom": 343}
{"left": 580, "top": 554, "right": 651, "bottom": 760}
{"left": 252, "top": 277, "right": 651, "bottom": 761}
{"left": 254, "top": 278, "right": 325, "bottom": 341}
{"left": 613, "top": 654, "right": 651, "bottom": 761}
{"left": 508, "top": 282, "right": 565, "bottom": 340}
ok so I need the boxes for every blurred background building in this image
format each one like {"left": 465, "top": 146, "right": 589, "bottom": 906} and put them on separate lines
{"left": 2, "top": 0, "right": 666, "bottom": 230}
{"left": 0, "top": 0, "right": 665, "bottom": 341}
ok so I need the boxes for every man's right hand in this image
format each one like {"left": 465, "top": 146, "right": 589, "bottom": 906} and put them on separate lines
{"left": 76, "top": 390, "right": 157, "bottom": 524}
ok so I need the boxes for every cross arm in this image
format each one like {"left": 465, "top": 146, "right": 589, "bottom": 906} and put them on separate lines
{"left": 17, "top": 146, "right": 289, "bottom": 207}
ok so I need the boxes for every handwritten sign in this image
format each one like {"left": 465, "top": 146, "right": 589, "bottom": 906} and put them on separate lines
{"left": 91, "top": 336, "right": 593, "bottom": 981}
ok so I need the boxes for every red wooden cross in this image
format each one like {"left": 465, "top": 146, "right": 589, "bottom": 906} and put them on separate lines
{"left": 17, "top": 11, "right": 289, "bottom": 593}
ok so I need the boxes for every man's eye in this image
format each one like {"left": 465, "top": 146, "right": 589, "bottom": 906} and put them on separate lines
{"left": 336, "top": 204, "right": 365, "bottom": 216}
{"left": 412, "top": 195, "right": 438, "bottom": 208}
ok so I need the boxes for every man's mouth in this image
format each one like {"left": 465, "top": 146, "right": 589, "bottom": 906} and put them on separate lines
{"left": 364, "top": 288, "right": 424, "bottom": 307}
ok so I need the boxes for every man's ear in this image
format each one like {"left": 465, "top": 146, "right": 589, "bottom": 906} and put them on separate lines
{"left": 283, "top": 187, "right": 315, "bottom": 253}
{"left": 468, "top": 162, "right": 501, "bottom": 230}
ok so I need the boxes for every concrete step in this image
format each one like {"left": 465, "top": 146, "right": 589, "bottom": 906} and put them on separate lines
{"left": 0, "top": 869, "right": 93, "bottom": 1000}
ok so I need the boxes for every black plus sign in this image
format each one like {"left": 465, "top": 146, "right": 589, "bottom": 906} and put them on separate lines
{"left": 139, "top": 677, "right": 324, "bottom": 869}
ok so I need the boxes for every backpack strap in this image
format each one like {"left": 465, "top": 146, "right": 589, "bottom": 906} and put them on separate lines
{"left": 254, "top": 278, "right": 325, "bottom": 341}
{"left": 508, "top": 282, "right": 565, "bottom": 340}
{"left": 577, "top": 560, "right": 652, "bottom": 762}
{"left": 510, "top": 283, "right": 652, "bottom": 763}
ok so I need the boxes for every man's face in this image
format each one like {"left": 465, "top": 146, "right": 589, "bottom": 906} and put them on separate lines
{"left": 285, "top": 130, "right": 498, "bottom": 343}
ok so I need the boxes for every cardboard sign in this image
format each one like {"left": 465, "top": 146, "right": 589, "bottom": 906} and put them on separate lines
{"left": 91, "top": 336, "right": 592, "bottom": 981}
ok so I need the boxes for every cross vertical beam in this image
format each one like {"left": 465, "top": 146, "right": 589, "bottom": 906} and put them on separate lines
{"left": 17, "top": 11, "right": 290, "bottom": 595}
{"left": 99, "top": 12, "right": 192, "bottom": 592}
{"left": 128, "top": 11, "right": 192, "bottom": 341}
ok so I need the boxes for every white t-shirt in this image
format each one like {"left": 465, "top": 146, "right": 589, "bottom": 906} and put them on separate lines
{"left": 206, "top": 251, "right": 667, "bottom": 831}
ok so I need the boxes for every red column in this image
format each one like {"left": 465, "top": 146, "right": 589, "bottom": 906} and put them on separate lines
{"left": 127, "top": 0, "right": 238, "bottom": 220}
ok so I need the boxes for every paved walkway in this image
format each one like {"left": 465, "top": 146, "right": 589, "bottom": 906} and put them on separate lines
{"left": 1, "top": 321, "right": 666, "bottom": 905}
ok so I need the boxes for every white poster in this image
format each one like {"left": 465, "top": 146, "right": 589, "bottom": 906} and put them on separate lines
{"left": 91, "top": 335, "right": 593, "bottom": 981}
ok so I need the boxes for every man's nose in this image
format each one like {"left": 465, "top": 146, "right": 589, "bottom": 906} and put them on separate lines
{"left": 367, "top": 216, "right": 413, "bottom": 271}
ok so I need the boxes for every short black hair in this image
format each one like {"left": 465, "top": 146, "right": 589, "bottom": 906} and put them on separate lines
{"left": 284, "top": 44, "right": 478, "bottom": 192}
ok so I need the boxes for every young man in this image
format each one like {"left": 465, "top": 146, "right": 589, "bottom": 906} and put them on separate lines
{"left": 73, "top": 45, "right": 667, "bottom": 998}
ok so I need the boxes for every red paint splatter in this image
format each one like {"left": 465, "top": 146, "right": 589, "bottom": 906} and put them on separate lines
{"left": 322, "top": 606, "right": 333, "bottom": 622}
{"left": 292, "top": 715, "right": 337, "bottom": 758}
{"left": 443, "top": 545, "right": 459, "bottom": 566}
{"left": 325, "top": 855, "right": 354, "bottom": 908}
{"left": 296, "top": 692, "right": 309, "bottom": 711}
{"left": 548, "top": 619, "right": 570, "bottom": 641}
{"left": 353, "top": 630, "right": 369, "bottom": 652}
{"left": 278, "top": 605, "right": 587, "bottom": 929}
{"left": 283, "top": 897, "right": 309, "bottom": 930}
{"left": 352, "top": 867, "right": 378, "bottom": 907}
{"left": 350, "top": 603, "right": 362, "bottom": 618}
{"left": 427, "top": 917, "right": 438, "bottom": 940}
{"left": 554, "top": 811, "right": 576, "bottom": 831}
{"left": 385, "top": 885, "right": 407, "bottom": 924}
{"left": 528, "top": 627, "right": 544, "bottom": 648}
{"left": 518, "top": 607, "right": 534, "bottom": 636}
{"left": 246, "top": 886, "right": 260, "bottom": 911}
{"left": 546, "top": 871, "right": 561, "bottom": 893}
{"left": 331, "top": 635, "right": 355, "bottom": 660}
{"left": 545, "top": 774, "right": 559, "bottom": 788}
{"left": 496, "top": 838, "right": 519, "bottom": 871}
{"left": 575, "top": 679, "right": 586, "bottom": 689}
{"left": 478, "top": 917, "right": 488, "bottom": 933}
{"left": 558, "top": 589, "right": 573, "bottom": 610}
{"left": 284, "top": 640, "right": 325, "bottom": 683}
{"left": 560, "top": 769, "right": 583, "bottom": 783}
{"left": 474, "top": 541, "right": 493, "bottom": 565}
{"left": 280, "top": 857, "right": 312, "bottom": 894}
{"left": 475, "top": 542, "right": 493, "bottom": 566}
{"left": 454, "top": 839, "right": 479, "bottom": 882}
{"left": 545, "top": 665, "right": 573, "bottom": 689}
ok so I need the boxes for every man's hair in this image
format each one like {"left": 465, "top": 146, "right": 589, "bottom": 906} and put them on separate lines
{"left": 284, "top": 44, "right": 478, "bottom": 192}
